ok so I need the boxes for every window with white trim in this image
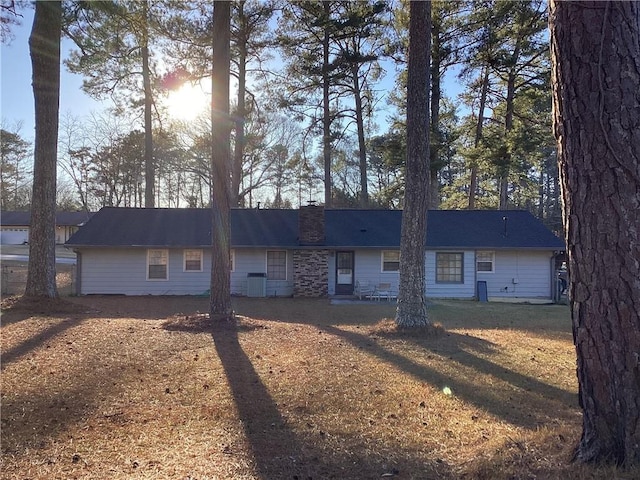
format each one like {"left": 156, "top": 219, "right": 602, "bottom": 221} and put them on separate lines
{"left": 436, "top": 252, "right": 463, "bottom": 283}
{"left": 476, "top": 251, "right": 494, "bottom": 273}
{"left": 184, "top": 249, "right": 203, "bottom": 272}
{"left": 381, "top": 250, "right": 400, "bottom": 272}
{"left": 147, "top": 249, "right": 168, "bottom": 280}
{"left": 267, "top": 250, "right": 286, "bottom": 280}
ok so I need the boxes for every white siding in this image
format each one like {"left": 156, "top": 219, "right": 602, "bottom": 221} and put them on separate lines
{"left": 425, "top": 250, "right": 476, "bottom": 298}
{"left": 79, "top": 247, "right": 295, "bottom": 296}
{"left": 346, "top": 249, "right": 400, "bottom": 296}
{"left": 56, "top": 226, "right": 76, "bottom": 244}
{"left": 477, "top": 250, "right": 553, "bottom": 299}
{"left": 77, "top": 247, "right": 554, "bottom": 300}
{"left": 0, "top": 228, "right": 29, "bottom": 244}
{"left": 334, "top": 249, "right": 475, "bottom": 299}
{"left": 327, "top": 253, "right": 336, "bottom": 294}
{"left": 230, "top": 248, "right": 294, "bottom": 297}
{"left": 79, "top": 248, "right": 210, "bottom": 295}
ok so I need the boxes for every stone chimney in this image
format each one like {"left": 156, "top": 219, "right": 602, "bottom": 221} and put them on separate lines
{"left": 298, "top": 204, "right": 325, "bottom": 245}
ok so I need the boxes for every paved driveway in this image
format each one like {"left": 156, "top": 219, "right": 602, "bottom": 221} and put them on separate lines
{"left": 0, "top": 245, "right": 76, "bottom": 264}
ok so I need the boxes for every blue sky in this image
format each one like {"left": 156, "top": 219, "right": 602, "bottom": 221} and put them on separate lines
{"left": 1, "top": 6, "right": 466, "bottom": 146}
{"left": 1, "top": 7, "right": 102, "bottom": 141}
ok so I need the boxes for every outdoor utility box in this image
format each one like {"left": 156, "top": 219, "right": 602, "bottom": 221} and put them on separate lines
{"left": 247, "top": 272, "right": 267, "bottom": 297}
{"left": 477, "top": 280, "right": 488, "bottom": 302}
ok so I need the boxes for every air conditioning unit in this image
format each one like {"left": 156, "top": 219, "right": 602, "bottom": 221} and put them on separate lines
{"left": 247, "top": 273, "right": 267, "bottom": 297}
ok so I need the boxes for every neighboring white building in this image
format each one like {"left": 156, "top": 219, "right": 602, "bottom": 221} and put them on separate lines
{"left": 1, "top": 211, "right": 94, "bottom": 244}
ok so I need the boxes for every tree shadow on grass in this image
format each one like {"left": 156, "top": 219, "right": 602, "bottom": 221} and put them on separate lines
{"left": 1, "top": 316, "right": 86, "bottom": 368}
{"left": 321, "top": 325, "right": 578, "bottom": 430}
{"left": 209, "top": 320, "right": 320, "bottom": 479}
{"left": 164, "top": 314, "right": 454, "bottom": 479}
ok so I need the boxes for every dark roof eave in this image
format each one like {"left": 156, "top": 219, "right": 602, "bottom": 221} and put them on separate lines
{"left": 232, "top": 244, "right": 299, "bottom": 248}
{"left": 68, "top": 244, "right": 213, "bottom": 248}
{"left": 68, "top": 244, "right": 564, "bottom": 250}
{"left": 428, "top": 245, "right": 564, "bottom": 250}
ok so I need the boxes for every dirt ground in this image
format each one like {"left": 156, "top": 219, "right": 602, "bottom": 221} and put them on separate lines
{"left": 1, "top": 295, "right": 636, "bottom": 480}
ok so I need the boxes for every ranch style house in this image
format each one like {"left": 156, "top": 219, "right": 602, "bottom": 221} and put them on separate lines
{"left": 65, "top": 205, "right": 566, "bottom": 301}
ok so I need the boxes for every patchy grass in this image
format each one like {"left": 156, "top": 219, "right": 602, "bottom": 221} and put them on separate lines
{"left": 1, "top": 296, "right": 637, "bottom": 479}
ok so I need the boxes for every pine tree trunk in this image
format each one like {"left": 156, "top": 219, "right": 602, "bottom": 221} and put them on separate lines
{"left": 468, "top": 66, "right": 489, "bottom": 210}
{"left": 25, "top": 0, "right": 61, "bottom": 298}
{"left": 352, "top": 63, "right": 369, "bottom": 207}
{"left": 210, "top": 0, "right": 232, "bottom": 321}
{"left": 395, "top": 1, "right": 431, "bottom": 328}
{"left": 142, "top": 0, "right": 154, "bottom": 208}
{"left": 429, "top": 20, "right": 441, "bottom": 210}
{"left": 232, "top": 1, "right": 247, "bottom": 208}
{"left": 322, "top": 0, "right": 332, "bottom": 208}
{"left": 498, "top": 71, "right": 516, "bottom": 210}
{"left": 550, "top": 0, "right": 640, "bottom": 465}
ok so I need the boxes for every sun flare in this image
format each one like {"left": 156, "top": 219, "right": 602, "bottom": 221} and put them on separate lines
{"left": 165, "top": 81, "right": 209, "bottom": 121}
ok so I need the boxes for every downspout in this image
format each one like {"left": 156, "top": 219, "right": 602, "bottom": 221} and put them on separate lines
{"left": 474, "top": 250, "right": 478, "bottom": 300}
{"left": 550, "top": 251, "right": 558, "bottom": 303}
{"left": 74, "top": 249, "right": 82, "bottom": 295}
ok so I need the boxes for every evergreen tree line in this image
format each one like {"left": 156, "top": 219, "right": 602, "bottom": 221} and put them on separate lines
{"left": 1, "top": 0, "right": 559, "bottom": 232}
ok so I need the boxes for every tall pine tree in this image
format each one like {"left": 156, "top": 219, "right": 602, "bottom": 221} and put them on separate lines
{"left": 550, "top": 0, "right": 640, "bottom": 465}
{"left": 395, "top": 0, "right": 431, "bottom": 328}
{"left": 26, "top": 0, "right": 61, "bottom": 298}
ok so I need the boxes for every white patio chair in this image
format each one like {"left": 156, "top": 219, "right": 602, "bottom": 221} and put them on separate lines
{"left": 373, "top": 282, "right": 394, "bottom": 301}
{"left": 354, "top": 281, "right": 374, "bottom": 300}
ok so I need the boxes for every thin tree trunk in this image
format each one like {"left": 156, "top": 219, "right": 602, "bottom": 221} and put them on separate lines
{"left": 469, "top": 66, "right": 489, "bottom": 209}
{"left": 26, "top": 0, "right": 61, "bottom": 298}
{"left": 537, "top": 157, "right": 545, "bottom": 219}
{"left": 210, "top": 0, "right": 232, "bottom": 321}
{"left": 322, "top": 0, "right": 332, "bottom": 208}
{"left": 550, "top": 0, "right": 640, "bottom": 465}
{"left": 352, "top": 63, "right": 368, "bottom": 207}
{"left": 395, "top": 0, "right": 431, "bottom": 328}
{"left": 499, "top": 70, "right": 517, "bottom": 210}
{"left": 232, "top": 1, "right": 247, "bottom": 208}
{"left": 142, "top": 0, "right": 154, "bottom": 208}
{"left": 429, "top": 18, "right": 442, "bottom": 210}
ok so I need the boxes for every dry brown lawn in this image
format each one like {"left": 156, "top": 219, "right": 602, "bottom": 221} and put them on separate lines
{"left": 1, "top": 296, "right": 637, "bottom": 479}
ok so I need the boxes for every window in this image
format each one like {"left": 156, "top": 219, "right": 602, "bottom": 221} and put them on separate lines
{"left": 436, "top": 252, "right": 463, "bottom": 283}
{"left": 381, "top": 250, "right": 400, "bottom": 272}
{"left": 147, "top": 249, "right": 168, "bottom": 280}
{"left": 267, "top": 250, "right": 286, "bottom": 280}
{"left": 476, "top": 251, "right": 494, "bottom": 273}
{"left": 184, "top": 249, "right": 203, "bottom": 272}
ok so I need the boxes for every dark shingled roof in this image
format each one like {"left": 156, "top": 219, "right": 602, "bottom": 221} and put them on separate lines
{"left": 66, "top": 207, "right": 564, "bottom": 250}
{"left": 64, "top": 208, "right": 212, "bottom": 247}
{"left": 1, "top": 211, "right": 94, "bottom": 226}
{"left": 230, "top": 208, "right": 299, "bottom": 247}
{"left": 324, "top": 209, "right": 564, "bottom": 249}
{"left": 426, "top": 210, "right": 564, "bottom": 249}
{"left": 65, "top": 207, "right": 299, "bottom": 248}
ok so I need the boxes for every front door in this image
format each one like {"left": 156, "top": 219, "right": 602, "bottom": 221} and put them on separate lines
{"left": 335, "top": 251, "right": 354, "bottom": 295}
